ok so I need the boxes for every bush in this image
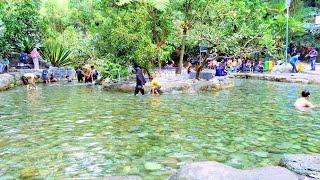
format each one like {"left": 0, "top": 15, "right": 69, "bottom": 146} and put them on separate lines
{"left": 41, "top": 40, "right": 73, "bottom": 67}
{"left": 99, "top": 57, "right": 131, "bottom": 80}
{"left": 17, "top": 37, "right": 35, "bottom": 53}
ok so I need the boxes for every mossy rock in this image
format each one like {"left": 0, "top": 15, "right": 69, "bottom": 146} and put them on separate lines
{"left": 20, "top": 167, "right": 39, "bottom": 179}
{"left": 212, "top": 84, "right": 222, "bottom": 91}
{"left": 144, "top": 162, "right": 163, "bottom": 171}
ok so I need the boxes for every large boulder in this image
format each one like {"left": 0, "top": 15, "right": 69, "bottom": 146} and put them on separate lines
{"left": 280, "top": 154, "right": 320, "bottom": 179}
{"left": 169, "top": 161, "right": 298, "bottom": 180}
{"left": 101, "top": 74, "right": 234, "bottom": 94}
{"left": 48, "top": 67, "right": 76, "bottom": 79}
{"left": 0, "top": 74, "right": 15, "bottom": 91}
{"left": 104, "top": 176, "right": 142, "bottom": 180}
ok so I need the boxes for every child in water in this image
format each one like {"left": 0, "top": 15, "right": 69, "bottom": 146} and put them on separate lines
{"left": 150, "top": 76, "right": 161, "bottom": 95}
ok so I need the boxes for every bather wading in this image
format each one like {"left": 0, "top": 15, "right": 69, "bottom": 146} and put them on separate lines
{"left": 134, "top": 65, "right": 146, "bottom": 96}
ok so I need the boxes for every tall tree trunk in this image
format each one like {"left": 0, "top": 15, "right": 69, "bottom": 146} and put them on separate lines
{"left": 151, "top": 8, "right": 162, "bottom": 69}
{"left": 157, "top": 49, "right": 161, "bottom": 69}
{"left": 176, "top": 28, "right": 187, "bottom": 74}
{"left": 195, "top": 53, "right": 209, "bottom": 80}
{"left": 176, "top": 0, "right": 191, "bottom": 74}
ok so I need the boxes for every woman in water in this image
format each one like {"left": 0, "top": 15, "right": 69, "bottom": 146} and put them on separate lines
{"left": 294, "top": 90, "right": 318, "bottom": 111}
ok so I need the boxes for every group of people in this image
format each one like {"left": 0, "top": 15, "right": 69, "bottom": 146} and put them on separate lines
{"left": 206, "top": 58, "right": 264, "bottom": 76}
{"left": 290, "top": 48, "right": 318, "bottom": 73}
{"left": 41, "top": 66, "right": 59, "bottom": 84}
{"left": 76, "top": 66, "right": 99, "bottom": 83}
{"left": 19, "top": 48, "right": 41, "bottom": 70}
{"left": 20, "top": 65, "right": 99, "bottom": 89}
{"left": 21, "top": 67, "right": 61, "bottom": 89}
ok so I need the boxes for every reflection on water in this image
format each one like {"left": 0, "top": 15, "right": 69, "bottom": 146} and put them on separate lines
{"left": 0, "top": 80, "right": 319, "bottom": 179}
{"left": 25, "top": 88, "right": 41, "bottom": 107}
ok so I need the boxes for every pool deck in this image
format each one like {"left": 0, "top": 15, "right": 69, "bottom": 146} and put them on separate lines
{"left": 231, "top": 70, "right": 320, "bottom": 84}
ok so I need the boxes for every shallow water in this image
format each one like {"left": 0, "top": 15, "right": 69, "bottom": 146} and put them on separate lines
{"left": 0, "top": 80, "right": 319, "bottom": 179}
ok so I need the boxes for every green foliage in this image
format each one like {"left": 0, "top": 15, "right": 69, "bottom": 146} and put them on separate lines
{"left": 17, "top": 37, "right": 35, "bottom": 53}
{"left": 99, "top": 56, "right": 131, "bottom": 79}
{"left": 0, "top": 0, "right": 44, "bottom": 53}
{"left": 94, "top": 2, "right": 156, "bottom": 71}
{"left": 0, "top": 0, "right": 317, "bottom": 71}
{"left": 41, "top": 39, "right": 73, "bottom": 67}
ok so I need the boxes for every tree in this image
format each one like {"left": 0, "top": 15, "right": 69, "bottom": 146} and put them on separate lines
{"left": 173, "top": 0, "right": 194, "bottom": 74}
{"left": 0, "top": 0, "right": 43, "bottom": 53}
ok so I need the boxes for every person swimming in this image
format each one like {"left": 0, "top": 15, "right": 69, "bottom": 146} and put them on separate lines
{"left": 294, "top": 90, "right": 317, "bottom": 111}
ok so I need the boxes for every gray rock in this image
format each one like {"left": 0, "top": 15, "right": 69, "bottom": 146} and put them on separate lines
{"left": 104, "top": 176, "right": 142, "bottom": 180}
{"left": 19, "top": 68, "right": 76, "bottom": 80}
{"left": 232, "top": 72, "right": 320, "bottom": 85}
{"left": 0, "top": 74, "right": 15, "bottom": 91}
{"left": 189, "top": 72, "right": 214, "bottom": 80}
{"left": 104, "top": 78, "right": 111, "bottom": 84}
{"left": 169, "top": 161, "right": 298, "bottom": 180}
{"left": 280, "top": 154, "right": 320, "bottom": 179}
{"left": 102, "top": 76, "right": 233, "bottom": 94}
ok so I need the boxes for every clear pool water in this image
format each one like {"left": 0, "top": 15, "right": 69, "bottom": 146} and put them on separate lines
{"left": 0, "top": 80, "right": 319, "bottom": 179}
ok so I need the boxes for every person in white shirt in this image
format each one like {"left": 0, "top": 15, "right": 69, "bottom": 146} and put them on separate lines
{"left": 21, "top": 73, "right": 40, "bottom": 89}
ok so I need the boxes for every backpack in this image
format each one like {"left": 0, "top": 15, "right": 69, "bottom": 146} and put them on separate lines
{"left": 20, "top": 52, "right": 27, "bottom": 63}
{"left": 42, "top": 69, "right": 49, "bottom": 78}
{"left": 93, "top": 70, "right": 98, "bottom": 80}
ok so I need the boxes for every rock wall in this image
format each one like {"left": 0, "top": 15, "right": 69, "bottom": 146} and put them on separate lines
{"left": 19, "top": 67, "right": 76, "bottom": 80}
{"left": 231, "top": 73, "right": 320, "bottom": 84}
{"left": 102, "top": 77, "right": 234, "bottom": 94}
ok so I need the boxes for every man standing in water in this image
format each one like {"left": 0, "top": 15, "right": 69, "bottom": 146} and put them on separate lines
{"left": 294, "top": 90, "right": 317, "bottom": 111}
{"left": 134, "top": 65, "right": 146, "bottom": 96}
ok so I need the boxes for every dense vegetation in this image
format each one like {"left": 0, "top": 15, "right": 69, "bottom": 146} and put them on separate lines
{"left": 0, "top": 0, "right": 319, "bottom": 78}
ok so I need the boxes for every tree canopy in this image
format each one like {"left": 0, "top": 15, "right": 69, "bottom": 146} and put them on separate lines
{"left": 0, "top": 0, "right": 319, "bottom": 77}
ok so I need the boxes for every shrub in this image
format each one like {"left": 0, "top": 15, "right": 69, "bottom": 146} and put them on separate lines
{"left": 17, "top": 37, "right": 35, "bottom": 53}
{"left": 41, "top": 40, "right": 73, "bottom": 67}
{"left": 99, "top": 57, "right": 131, "bottom": 80}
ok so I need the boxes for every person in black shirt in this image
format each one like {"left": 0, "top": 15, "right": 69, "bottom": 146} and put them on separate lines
{"left": 134, "top": 65, "right": 146, "bottom": 96}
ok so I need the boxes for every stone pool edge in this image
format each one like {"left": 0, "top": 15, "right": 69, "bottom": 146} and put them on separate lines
{"left": 104, "top": 154, "right": 320, "bottom": 179}
{"left": 0, "top": 68, "right": 76, "bottom": 91}
{"left": 169, "top": 153, "right": 320, "bottom": 180}
{"left": 102, "top": 77, "right": 235, "bottom": 94}
{"left": 0, "top": 73, "right": 22, "bottom": 91}
{"left": 230, "top": 72, "right": 320, "bottom": 84}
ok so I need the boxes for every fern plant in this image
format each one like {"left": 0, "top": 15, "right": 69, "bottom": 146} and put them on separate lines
{"left": 18, "top": 37, "right": 35, "bottom": 53}
{"left": 41, "top": 40, "right": 73, "bottom": 67}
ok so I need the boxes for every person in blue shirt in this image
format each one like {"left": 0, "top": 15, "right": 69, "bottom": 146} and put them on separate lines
{"left": 290, "top": 53, "right": 300, "bottom": 73}
{"left": 42, "top": 66, "right": 50, "bottom": 84}
{"left": 20, "top": 52, "right": 28, "bottom": 63}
